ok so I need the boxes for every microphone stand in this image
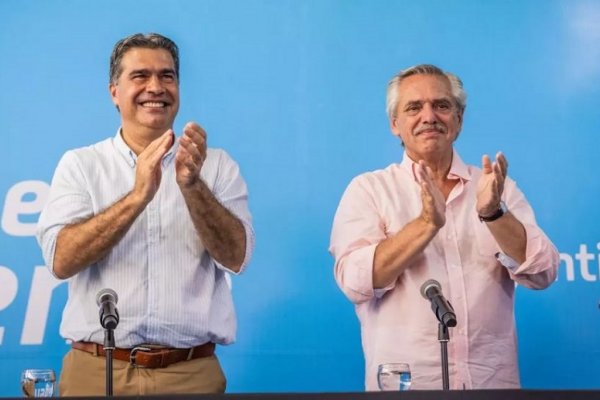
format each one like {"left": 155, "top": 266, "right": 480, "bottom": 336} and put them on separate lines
{"left": 104, "top": 327, "right": 115, "bottom": 396}
{"left": 420, "top": 281, "right": 456, "bottom": 391}
{"left": 97, "top": 288, "right": 119, "bottom": 397}
{"left": 438, "top": 322, "right": 450, "bottom": 391}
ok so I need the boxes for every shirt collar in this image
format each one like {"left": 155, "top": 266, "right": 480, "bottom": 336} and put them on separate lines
{"left": 399, "top": 149, "right": 472, "bottom": 182}
{"left": 113, "top": 128, "right": 177, "bottom": 168}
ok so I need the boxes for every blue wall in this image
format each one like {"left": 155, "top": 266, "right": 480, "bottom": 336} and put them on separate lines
{"left": 1, "top": 0, "right": 599, "bottom": 396}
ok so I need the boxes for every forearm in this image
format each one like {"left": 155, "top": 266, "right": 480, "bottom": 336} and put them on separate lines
{"left": 484, "top": 211, "right": 527, "bottom": 264}
{"left": 53, "top": 192, "right": 146, "bottom": 279}
{"left": 373, "top": 217, "right": 439, "bottom": 288}
{"left": 180, "top": 179, "right": 247, "bottom": 272}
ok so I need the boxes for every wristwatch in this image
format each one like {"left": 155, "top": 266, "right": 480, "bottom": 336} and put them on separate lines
{"left": 478, "top": 201, "right": 507, "bottom": 222}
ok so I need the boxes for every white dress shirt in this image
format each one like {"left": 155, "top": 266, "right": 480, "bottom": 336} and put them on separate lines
{"left": 37, "top": 130, "right": 255, "bottom": 348}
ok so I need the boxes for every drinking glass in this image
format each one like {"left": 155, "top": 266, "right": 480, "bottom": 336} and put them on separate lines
{"left": 21, "top": 369, "right": 56, "bottom": 397}
{"left": 377, "top": 362, "right": 411, "bottom": 391}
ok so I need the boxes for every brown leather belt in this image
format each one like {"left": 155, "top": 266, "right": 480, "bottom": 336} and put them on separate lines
{"left": 72, "top": 341, "right": 215, "bottom": 368}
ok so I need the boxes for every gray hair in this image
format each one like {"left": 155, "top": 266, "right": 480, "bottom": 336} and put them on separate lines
{"left": 109, "top": 33, "right": 179, "bottom": 84}
{"left": 385, "top": 64, "right": 467, "bottom": 120}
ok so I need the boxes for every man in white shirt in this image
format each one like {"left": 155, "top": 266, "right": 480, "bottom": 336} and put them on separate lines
{"left": 37, "top": 32, "right": 254, "bottom": 396}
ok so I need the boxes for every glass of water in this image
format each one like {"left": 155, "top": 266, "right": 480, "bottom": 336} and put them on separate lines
{"left": 21, "top": 369, "right": 56, "bottom": 397}
{"left": 377, "top": 362, "right": 411, "bottom": 391}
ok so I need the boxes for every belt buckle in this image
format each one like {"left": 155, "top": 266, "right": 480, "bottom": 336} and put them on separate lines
{"left": 129, "top": 346, "right": 152, "bottom": 367}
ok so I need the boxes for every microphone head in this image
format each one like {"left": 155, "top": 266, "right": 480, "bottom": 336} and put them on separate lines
{"left": 420, "top": 279, "right": 441, "bottom": 299}
{"left": 96, "top": 288, "right": 118, "bottom": 306}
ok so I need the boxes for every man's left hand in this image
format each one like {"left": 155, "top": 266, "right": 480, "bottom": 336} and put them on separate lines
{"left": 476, "top": 152, "right": 507, "bottom": 217}
{"left": 176, "top": 122, "right": 207, "bottom": 188}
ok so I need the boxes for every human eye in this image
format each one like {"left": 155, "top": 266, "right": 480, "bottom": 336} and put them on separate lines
{"left": 130, "top": 72, "right": 148, "bottom": 81}
{"left": 162, "top": 73, "right": 175, "bottom": 82}
{"left": 434, "top": 100, "right": 452, "bottom": 112}
{"left": 405, "top": 103, "right": 421, "bottom": 115}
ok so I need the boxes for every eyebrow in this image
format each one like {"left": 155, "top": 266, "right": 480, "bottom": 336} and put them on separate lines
{"left": 403, "top": 98, "right": 452, "bottom": 107}
{"left": 128, "top": 68, "right": 176, "bottom": 76}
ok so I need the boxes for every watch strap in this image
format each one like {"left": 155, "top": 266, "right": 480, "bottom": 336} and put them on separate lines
{"left": 478, "top": 201, "right": 507, "bottom": 222}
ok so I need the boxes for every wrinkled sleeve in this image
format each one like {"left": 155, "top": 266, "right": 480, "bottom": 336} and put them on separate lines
{"left": 329, "top": 177, "right": 393, "bottom": 304}
{"left": 36, "top": 151, "right": 93, "bottom": 277}
{"left": 502, "top": 178, "right": 559, "bottom": 289}
{"left": 210, "top": 149, "right": 255, "bottom": 275}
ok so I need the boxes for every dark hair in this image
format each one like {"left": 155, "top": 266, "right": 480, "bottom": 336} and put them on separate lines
{"left": 109, "top": 33, "right": 179, "bottom": 84}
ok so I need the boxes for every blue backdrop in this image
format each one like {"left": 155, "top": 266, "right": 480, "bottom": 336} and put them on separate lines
{"left": 1, "top": 0, "right": 599, "bottom": 396}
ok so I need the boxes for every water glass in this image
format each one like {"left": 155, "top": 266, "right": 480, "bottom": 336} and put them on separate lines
{"left": 377, "top": 362, "right": 411, "bottom": 391}
{"left": 21, "top": 369, "right": 56, "bottom": 397}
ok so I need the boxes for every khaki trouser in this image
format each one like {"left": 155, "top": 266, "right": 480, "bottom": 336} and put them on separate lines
{"left": 59, "top": 348, "right": 226, "bottom": 396}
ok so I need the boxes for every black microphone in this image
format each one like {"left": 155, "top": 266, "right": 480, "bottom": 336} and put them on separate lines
{"left": 96, "top": 288, "right": 119, "bottom": 330}
{"left": 420, "top": 279, "right": 457, "bottom": 327}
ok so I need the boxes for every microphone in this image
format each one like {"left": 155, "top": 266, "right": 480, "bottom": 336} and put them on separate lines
{"left": 96, "top": 288, "right": 119, "bottom": 330}
{"left": 420, "top": 279, "right": 457, "bottom": 327}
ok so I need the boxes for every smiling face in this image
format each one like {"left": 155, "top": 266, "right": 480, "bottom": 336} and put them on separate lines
{"left": 109, "top": 47, "right": 179, "bottom": 138}
{"left": 390, "top": 73, "right": 463, "bottom": 161}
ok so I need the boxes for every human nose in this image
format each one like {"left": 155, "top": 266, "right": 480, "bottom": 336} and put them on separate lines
{"left": 146, "top": 75, "right": 165, "bottom": 94}
{"left": 419, "top": 103, "right": 438, "bottom": 123}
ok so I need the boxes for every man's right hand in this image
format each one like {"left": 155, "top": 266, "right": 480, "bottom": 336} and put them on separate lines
{"left": 415, "top": 160, "right": 446, "bottom": 230}
{"left": 132, "top": 130, "right": 174, "bottom": 204}
{"left": 372, "top": 160, "right": 446, "bottom": 288}
{"left": 52, "top": 130, "right": 175, "bottom": 279}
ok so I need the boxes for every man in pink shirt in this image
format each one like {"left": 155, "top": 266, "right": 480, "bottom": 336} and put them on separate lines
{"left": 329, "top": 64, "right": 559, "bottom": 390}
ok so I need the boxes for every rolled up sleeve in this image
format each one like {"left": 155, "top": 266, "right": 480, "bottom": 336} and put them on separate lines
{"left": 329, "top": 178, "right": 392, "bottom": 304}
{"left": 209, "top": 149, "right": 255, "bottom": 275}
{"left": 504, "top": 180, "right": 559, "bottom": 289}
{"left": 36, "top": 151, "right": 93, "bottom": 277}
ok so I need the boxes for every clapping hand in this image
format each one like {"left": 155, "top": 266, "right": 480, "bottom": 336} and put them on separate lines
{"left": 415, "top": 160, "right": 446, "bottom": 229}
{"left": 476, "top": 152, "right": 507, "bottom": 217}
{"left": 176, "top": 122, "right": 207, "bottom": 188}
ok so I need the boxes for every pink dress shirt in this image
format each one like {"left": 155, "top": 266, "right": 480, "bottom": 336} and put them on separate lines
{"left": 329, "top": 150, "right": 559, "bottom": 390}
